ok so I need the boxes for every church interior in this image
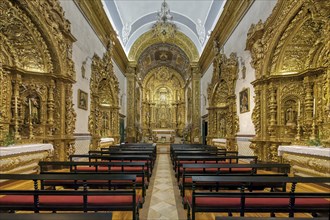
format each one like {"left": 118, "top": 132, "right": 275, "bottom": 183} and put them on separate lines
{"left": 0, "top": 0, "right": 329, "bottom": 219}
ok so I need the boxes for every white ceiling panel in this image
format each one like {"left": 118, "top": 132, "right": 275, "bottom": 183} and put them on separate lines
{"left": 102, "top": 0, "right": 226, "bottom": 56}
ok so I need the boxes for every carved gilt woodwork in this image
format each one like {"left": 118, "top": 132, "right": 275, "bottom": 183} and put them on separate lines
{"left": 247, "top": 0, "right": 330, "bottom": 162}
{"left": 128, "top": 30, "right": 199, "bottom": 63}
{"left": 207, "top": 48, "right": 239, "bottom": 151}
{"left": 125, "top": 39, "right": 200, "bottom": 143}
{"left": 89, "top": 41, "right": 120, "bottom": 149}
{"left": 141, "top": 66, "right": 185, "bottom": 140}
{"left": 0, "top": 0, "right": 76, "bottom": 161}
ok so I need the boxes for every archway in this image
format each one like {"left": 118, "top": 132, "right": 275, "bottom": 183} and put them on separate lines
{"left": 0, "top": 0, "right": 76, "bottom": 160}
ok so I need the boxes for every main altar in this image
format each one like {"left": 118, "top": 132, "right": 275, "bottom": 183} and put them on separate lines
{"left": 152, "top": 129, "right": 175, "bottom": 143}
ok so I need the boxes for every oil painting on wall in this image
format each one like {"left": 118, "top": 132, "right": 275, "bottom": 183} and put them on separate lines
{"left": 239, "top": 88, "right": 249, "bottom": 113}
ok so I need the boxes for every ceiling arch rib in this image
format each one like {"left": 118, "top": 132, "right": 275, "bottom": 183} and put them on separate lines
{"left": 125, "top": 21, "right": 202, "bottom": 55}
{"left": 128, "top": 30, "right": 199, "bottom": 63}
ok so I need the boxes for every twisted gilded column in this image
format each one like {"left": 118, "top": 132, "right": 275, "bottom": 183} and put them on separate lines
{"left": 191, "top": 64, "right": 201, "bottom": 142}
{"left": 126, "top": 65, "right": 136, "bottom": 142}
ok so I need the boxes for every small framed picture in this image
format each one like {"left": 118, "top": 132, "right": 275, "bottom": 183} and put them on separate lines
{"left": 239, "top": 88, "right": 249, "bottom": 113}
{"left": 78, "top": 89, "right": 88, "bottom": 110}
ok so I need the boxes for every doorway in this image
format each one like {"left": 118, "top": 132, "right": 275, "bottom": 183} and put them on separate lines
{"left": 202, "top": 120, "right": 208, "bottom": 145}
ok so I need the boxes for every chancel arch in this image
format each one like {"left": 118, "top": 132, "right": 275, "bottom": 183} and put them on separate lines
{"left": 0, "top": 0, "right": 76, "bottom": 160}
{"left": 247, "top": 0, "right": 330, "bottom": 167}
{"left": 126, "top": 31, "right": 201, "bottom": 143}
{"left": 89, "top": 41, "right": 120, "bottom": 149}
{"left": 207, "top": 49, "right": 239, "bottom": 151}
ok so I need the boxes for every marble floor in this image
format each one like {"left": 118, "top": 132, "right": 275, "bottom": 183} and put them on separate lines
{"left": 140, "top": 144, "right": 186, "bottom": 220}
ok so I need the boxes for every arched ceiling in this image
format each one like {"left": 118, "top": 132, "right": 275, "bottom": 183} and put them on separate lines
{"left": 102, "top": 0, "right": 226, "bottom": 56}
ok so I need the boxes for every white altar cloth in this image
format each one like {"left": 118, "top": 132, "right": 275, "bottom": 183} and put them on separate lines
{"left": 278, "top": 145, "right": 330, "bottom": 157}
{"left": 0, "top": 143, "right": 54, "bottom": 157}
{"left": 212, "top": 138, "right": 226, "bottom": 143}
{"left": 100, "top": 138, "right": 115, "bottom": 143}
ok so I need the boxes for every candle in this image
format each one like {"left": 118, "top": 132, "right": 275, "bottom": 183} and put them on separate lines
{"left": 29, "top": 98, "right": 32, "bottom": 115}
{"left": 298, "top": 100, "right": 300, "bottom": 116}
{"left": 15, "top": 97, "right": 18, "bottom": 114}
{"left": 313, "top": 98, "right": 315, "bottom": 117}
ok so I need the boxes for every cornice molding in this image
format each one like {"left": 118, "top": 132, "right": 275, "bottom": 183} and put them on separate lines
{"left": 199, "top": 0, "right": 255, "bottom": 75}
{"left": 73, "top": 0, "right": 128, "bottom": 74}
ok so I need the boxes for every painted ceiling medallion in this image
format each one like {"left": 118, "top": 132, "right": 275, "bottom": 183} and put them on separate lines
{"left": 152, "top": 0, "right": 177, "bottom": 42}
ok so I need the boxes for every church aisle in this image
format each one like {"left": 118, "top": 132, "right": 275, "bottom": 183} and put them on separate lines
{"left": 145, "top": 145, "right": 182, "bottom": 219}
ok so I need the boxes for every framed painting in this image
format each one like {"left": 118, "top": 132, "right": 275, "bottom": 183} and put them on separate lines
{"left": 239, "top": 88, "right": 249, "bottom": 113}
{"left": 78, "top": 89, "right": 88, "bottom": 110}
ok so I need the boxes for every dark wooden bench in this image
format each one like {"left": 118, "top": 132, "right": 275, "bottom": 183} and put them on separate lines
{"left": 89, "top": 150, "right": 156, "bottom": 165}
{"left": 186, "top": 176, "right": 330, "bottom": 220}
{"left": 174, "top": 155, "right": 258, "bottom": 182}
{"left": 70, "top": 154, "right": 154, "bottom": 175}
{"left": 0, "top": 213, "right": 113, "bottom": 220}
{"left": 180, "top": 163, "right": 291, "bottom": 199}
{"left": 0, "top": 173, "right": 140, "bottom": 220}
{"left": 171, "top": 150, "right": 238, "bottom": 168}
{"left": 39, "top": 161, "right": 148, "bottom": 199}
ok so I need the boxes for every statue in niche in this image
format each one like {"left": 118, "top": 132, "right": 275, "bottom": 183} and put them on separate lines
{"left": 285, "top": 106, "right": 297, "bottom": 126}
{"left": 220, "top": 117, "right": 226, "bottom": 137}
{"left": 24, "top": 96, "right": 40, "bottom": 125}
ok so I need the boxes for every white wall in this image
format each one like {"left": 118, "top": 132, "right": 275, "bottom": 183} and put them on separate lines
{"left": 59, "top": 1, "right": 127, "bottom": 153}
{"left": 224, "top": 0, "right": 277, "bottom": 136}
{"left": 200, "top": 64, "right": 213, "bottom": 117}
{"left": 113, "top": 61, "right": 127, "bottom": 116}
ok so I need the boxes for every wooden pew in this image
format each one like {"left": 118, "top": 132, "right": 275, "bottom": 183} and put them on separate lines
{"left": 0, "top": 173, "right": 140, "bottom": 220}
{"left": 0, "top": 213, "right": 113, "bottom": 220}
{"left": 89, "top": 150, "right": 156, "bottom": 165}
{"left": 39, "top": 161, "right": 148, "bottom": 199}
{"left": 186, "top": 176, "right": 330, "bottom": 220}
{"left": 171, "top": 150, "right": 238, "bottom": 168}
{"left": 70, "top": 154, "right": 154, "bottom": 177}
{"left": 174, "top": 155, "right": 258, "bottom": 182}
{"left": 180, "top": 163, "right": 291, "bottom": 199}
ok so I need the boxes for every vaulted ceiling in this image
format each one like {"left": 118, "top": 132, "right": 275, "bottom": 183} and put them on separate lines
{"left": 102, "top": 0, "right": 226, "bottom": 56}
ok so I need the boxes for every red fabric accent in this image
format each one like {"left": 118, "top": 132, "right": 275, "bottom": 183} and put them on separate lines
{"left": 88, "top": 195, "right": 136, "bottom": 206}
{"left": 187, "top": 196, "right": 241, "bottom": 207}
{"left": 0, "top": 195, "right": 34, "bottom": 205}
{"left": 43, "top": 180, "right": 75, "bottom": 185}
{"left": 204, "top": 161, "right": 218, "bottom": 164}
{"left": 183, "top": 177, "right": 192, "bottom": 183}
{"left": 205, "top": 168, "right": 219, "bottom": 172}
{"left": 217, "top": 168, "right": 252, "bottom": 173}
{"left": 75, "top": 166, "right": 97, "bottom": 171}
{"left": 245, "top": 198, "right": 289, "bottom": 208}
{"left": 294, "top": 198, "right": 330, "bottom": 208}
{"left": 39, "top": 196, "right": 83, "bottom": 206}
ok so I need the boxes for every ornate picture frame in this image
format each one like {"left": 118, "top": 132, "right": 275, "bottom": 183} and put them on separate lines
{"left": 239, "top": 87, "right": 249, "bottom": 113}
{"left": 78, "top": 89, "right": 88, "bottom": 110}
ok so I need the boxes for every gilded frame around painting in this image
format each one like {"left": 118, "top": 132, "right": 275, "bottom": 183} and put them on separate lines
{"left": 78, "top": 89, "right": 88, "bottom": 110}
{"left": 239, "top": 88, "right": 249, "bottom": 113}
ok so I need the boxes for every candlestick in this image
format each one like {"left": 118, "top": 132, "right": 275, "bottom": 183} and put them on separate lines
{"left": 297, "top": 100, "right": 300, "bottom": 116}
{"left": 29, "top": 98, "right": 32, "bottom": 115}
{"left": 313, "top": 98, "right": 315, "bottom": 117}
{"left": 15, "top": 97, "right": 18, "bottom": 114}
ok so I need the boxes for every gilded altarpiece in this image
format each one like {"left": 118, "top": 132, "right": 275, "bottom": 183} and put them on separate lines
{"left": 0, "top": 0, "right": 76, "bottom": 161}
{"left": 142, "top": 66, "right": 185, "bottom": 139}
{"left": 89, "top": 42, "right": 120, "bottom": 149}
{"left": 207, "top": 50, "right": 239, "bottom": 150}
{"left": 247, "top": 0, "right": 330, "bottom": 163}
